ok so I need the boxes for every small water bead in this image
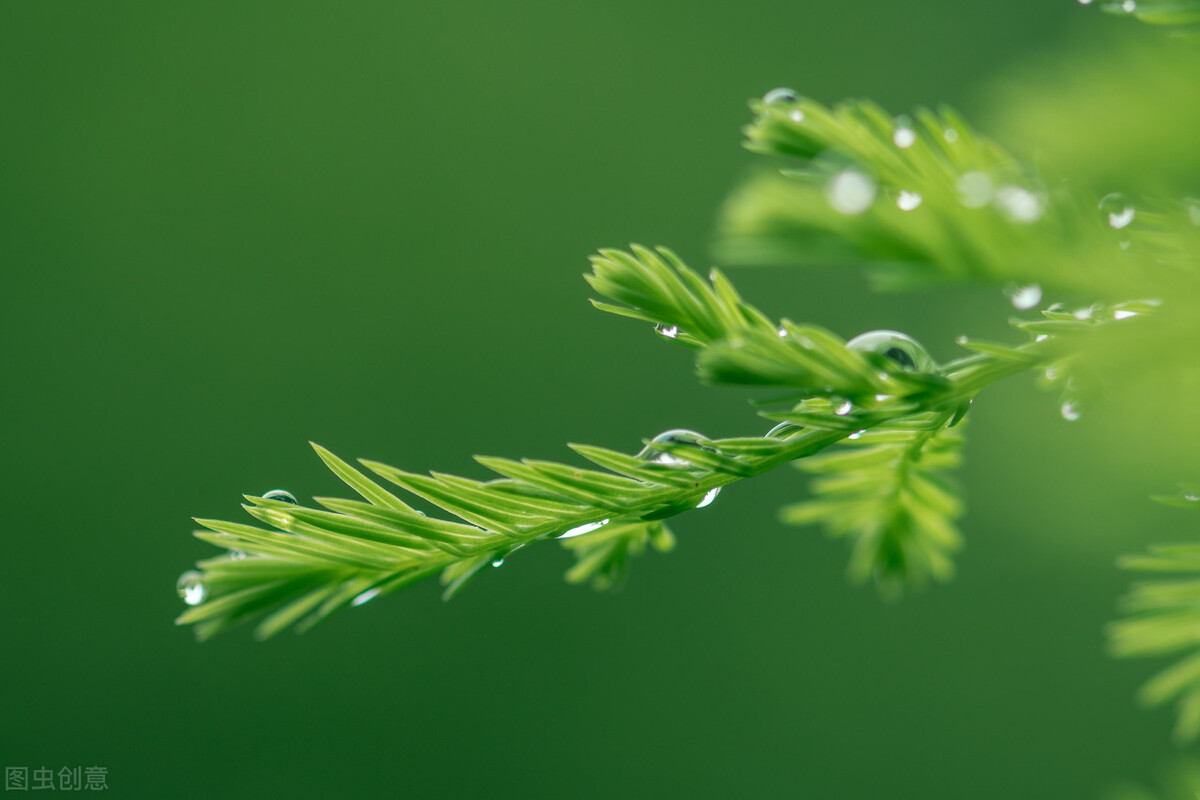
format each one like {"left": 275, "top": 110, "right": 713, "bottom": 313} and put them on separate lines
{"left": 896, "top": 190, "right": 923, "bottom": 211}
{"left": 229, "top": 550, "right": 247, "bottom": 561}
{"left": 1045, "top": 366, "right": 1060, "bottom": 380}
{"left": 789, "top": 109, "right": 805, "bottom": 123}
{"left": 1122, "top": 0, "right": 1137, "bottom": 11}
{"left": 1036, "top": 334, "right": 1049, "bottom": 343}
{"left": 1185, "top": 492, "right": 1200, "bottom": 503}
{"left": 846, "top": 330, "right": 937, "bottom": 372}
{"left": 1004, "top": 283, "right": 1042, "bottom": 310}
{"left": 657, "top": 324, "right": 679, "bottom": 339}
{"left": 177, "top": 571, "right": 208, "bottom": 606}
{"left": 1078, "top": 0, "right": 1094, "bottom": 4}
{"left": 1100, "top": 193, "right": 1136, "bottom": 229}
{"left": 834, "top": 400, "right": 853, "bottom": 416}
{"left": 943, "top": 128, "right": 959, "bottom": 143}
{"left": 351, "top": 588, "right": 381, "bottom": 607}
{"left": 491, "top": 554, "right": 506, "bottom": 568}
{"left": 995, "top": 186, "right": 1044, "bottom": 223}
{"left": 1187, "top": 199, "right": 1200, "bottom": 226}
{"left": 778, "top": 326, "right": 788, "bottom": 338}
{"left": 892, "top": 119, "right": 916, "bottom": 149}
{"left": 1113, "top": 309, "right": 1139, "bottom": 320}
{"left": 957, "top": 172, "right": 994, "bottom": 208}
{"left": 828, "top": 170, "right": 877, "bottom": 215}
{"left": 695, "top": 488, "right": 720, "bottom": 509}
{"left": 263, "top": 489, "right": 297, "bottom": 504}
{"left": 847, "top": 430, "right": 865, "bottom": 440}
{"left": 763, "top": 87, "right": 798, "bottom": 105}
{"left": 1060, "top": 400, "right": 1082, "bottom": 421}
{"left": 559, "top": 519, "right": 609, "bottom": 539}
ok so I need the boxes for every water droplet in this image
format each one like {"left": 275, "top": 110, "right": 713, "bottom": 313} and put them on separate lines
{"left": 874, "top": 394, "right": 892, "bottom": 402}
{"left": 1060, "top": 400, "right": 1081, "bottom": 421}
{"left": 229, "top": 550, "right": 247, "bottom": 561}
{"left": 763, "top": 87, "right": 798, "bottom": 105}
{"left": 846, "top": 330, "right": 937, "bottom": 372}
{"left": 656, "top": 324, "right": 679, "bottom": 339}
{"left": 1078, "top": 0, "right": 1094, "bottom": 4}
{"left": 177, "top": 571, "right": 208, "bottom": 606}
{"left": 835, "top": 400, "right": 853, "bottom": 416}
{"left": 943, "top": 128, "right": 960, "bottom": 143}
{"left": 1072, "top": 306, "right": 1095, "bottom": 321}
{"left": 1045, "top": 366, "right": 1060, "bottom": 380}
{"left": 1113, "top": 309, "right": 1138, "bottom": 320}
{"left": 777, "top": 326, "right": 788, "bottom": 338}
{"left": 957, "top": 172, "right": 994, "bottom": 209}
{"left": 1118, "top": 239, "right": 1131, "bottom": 251}
{"left": 896, "top": 190, "right": 923, "bottom": 211}
{"left": 352, "top": 588, "right": 381, "bottom": 607}
{"left": 1035, "top": 334, "right": 1049, "bottom": 343}
{"left": 559, "top": 519, "right": 610, "bottom": 539}
{"left": 1100, "top": 193, "right": 1136, "bottom": 229}
{"left": 892, "top": 121, "right": 916, "bottom": 149}
{"left": 995, "top": 186, "right": 1044, "bottom": 223}
{"left": 767, "top": 422, "right": 802, "bottom": 438}
{"left": 638, "top": 429, "right": 712, "bottom": 468}
{"left": 1122, "top": 0, "right": 1136, "bottom": 11}
{"left": 695, "top": 488, "right": 720, "bottom": 509}
{"left": 491, "top": 555, "right": 506, "bottom": 567}
{"left": 1004, "top": 283, "right": 1042, "bottom": 310}
{"left": 1187, "top": 199, "right": 1200, "bottom": 226}
{"left": 847, "top": 430, "right": 865, "bottom": 440}
{"left": 827, "top": 170, "right": 877, "bottom": 215}
{"left": 788, "top": 109, "right": 805, "bottom": 123}
{"left": 263, "top": 489, "right": 297, "bottom": 504}
{"left": 1185, "top": 492, "right": 1200, "bottom": 503}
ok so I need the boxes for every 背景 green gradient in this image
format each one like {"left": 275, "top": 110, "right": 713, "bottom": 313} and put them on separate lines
{"left": 0, "top": 1, "right": 1185, "bottom": 797}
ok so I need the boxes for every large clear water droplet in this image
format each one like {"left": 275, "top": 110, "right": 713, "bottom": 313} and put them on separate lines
{"left": 1100, "top": 193, "right": 1136, "bottom": 229}
{"left": 896, "top": 190, "right": 922, "bottom": 211}
{"left": 263, "top": 489, "right": 297, "bottom": 504}
{"left": 957, "top": 172, "right": 994, "bottom": 209}
{"left": 559, "top": 519, "right": 610, "bottom": 539}
{"left": 351, "top": 588, "right": 381, "bottom": 607}
{"left": 763, "top": 87, "right": 798, "bottom": 105}
{"left": 767, "top": 422, "right": 803, "bottom": 438}
{"left": 827, "top": 171, "right": 876, "bottom": 215}
{"left": 846, "top": 330, "right": 937, "bottom": 372}
{"left": 177, "top": 571, "right": 208, "bottom": 606}
{"left": 638, "top": 429, "right": 712, "bottom": 467}
{"left": 1060, "top": 400, "right": 1081, "bottom": 421}
{"left": 995, "top": 186, "right": 1043, "bottom": 223}
{"left": 1004, "top": 283, "right": 1042, "bottom": 310}
{"left": 695, "top": 487, "right": 720, "bottom": 509}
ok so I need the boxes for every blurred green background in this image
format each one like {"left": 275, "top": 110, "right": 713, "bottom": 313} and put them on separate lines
{"left": 0, "top": 2, "right": 1189, "bottom": 797}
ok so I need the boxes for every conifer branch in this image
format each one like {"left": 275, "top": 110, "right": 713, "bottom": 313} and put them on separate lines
{"left": 175, "top": 245, "right": 1140, "bottom": 640}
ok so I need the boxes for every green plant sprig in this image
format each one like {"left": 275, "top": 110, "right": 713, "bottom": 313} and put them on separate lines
{"left": 175, "top": 244, "right": 1140, "bottom": 641}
